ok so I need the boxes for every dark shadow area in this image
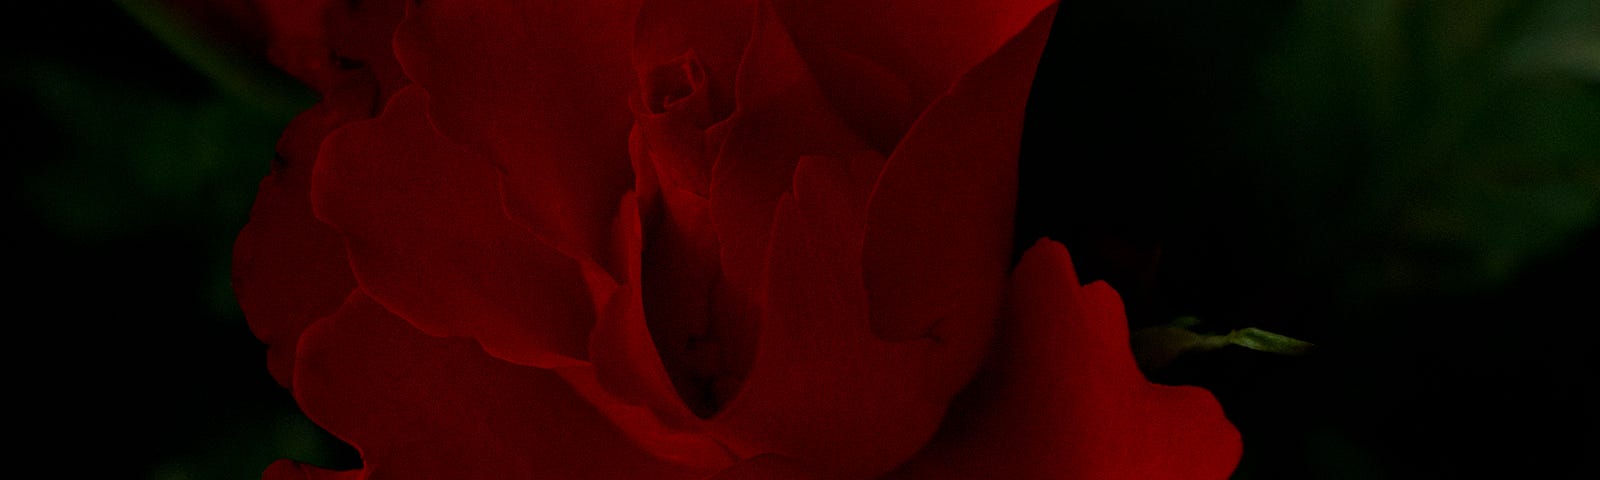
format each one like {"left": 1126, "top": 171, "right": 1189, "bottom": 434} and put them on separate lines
{"left": 1019, "top": 1, "right": 1596, "bottom": 478}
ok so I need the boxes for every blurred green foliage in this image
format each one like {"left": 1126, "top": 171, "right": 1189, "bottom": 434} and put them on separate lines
{"left": 1024, "top": 0, "right": 1596, "bottom": 478}
{"left": 5, "top": 2, "right": 343, "bottom": 479}
{"left": 1253, "top": 0, "right": 1600, "bottom": 294}
{"left": 21, "top": 62, "right": 277, "bottom": 244}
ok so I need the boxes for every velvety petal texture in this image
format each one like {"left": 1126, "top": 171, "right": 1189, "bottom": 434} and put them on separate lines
{"left": 255, "top": 0, "right": 407, "bottom": 102}
{"left": 233, "top": 0, "right": 406, "bottom": 388}
{"left": 233, "top": 103, "right": 355, "bottom": 388}
{"left": 773, "top": 0, "right": 1059, "bottom": 118}
{"left": 261, "top": 460, "right": 361, "bottom": 480}
{"left": 312, "top": 86, "right": 595, "bottom": 369}
{"left": 234, "top": 0, "right": 1245, "bottom": 478}
{"left": 393, "top": 0, "right": 640, "bottom": 284}
{"left": 886, "top": 240, "right": 1243, "bottom": 479}
{"left": 860, "top": 1, "right": 1058, "bottom": 399}
{"left": 286, "top": 292, "right": 700, "bottom": 479}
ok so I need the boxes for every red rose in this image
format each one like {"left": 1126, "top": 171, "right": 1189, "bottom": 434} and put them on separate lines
{"left": 234, "top": 0, "right": 1242, "bottom": 478}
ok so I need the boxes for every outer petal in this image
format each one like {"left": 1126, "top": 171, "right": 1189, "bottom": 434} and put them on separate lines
{"left": 886, "top": 240, "right": 1243, "bottom": 479}
{"left": 290, "top": 292, "right": 701, "bottom": 479}
{"left": 311, "top": 86, "right": 595, "bottom": 369}
{"left": 234, "top": 99, "right": 358, "bottom": 388}
{"left": 236, "top": 0, "right": 406, "bottom": 388}
{"left": 772, "top": 0, "right": 1057, "bottom": 151}
{"left": 253, "top": 0, "right": 341, "bottom": 89}
{"left": 321, "top": 0, "right": 409, "bottom": 102}
{"left": 393, "top": 0, "right": 639, "bottom": 283}
{"left": 255, "top": 0, "right": 407, "bottom": 99}
{"left": 861, "top": 4, "right": 1056, "bottom": 404}
{"left": 261, "top": 461, "right": 360, "bottom": 480}
{"left": 773, "top": 0, "right": 1057, "bottom": 104}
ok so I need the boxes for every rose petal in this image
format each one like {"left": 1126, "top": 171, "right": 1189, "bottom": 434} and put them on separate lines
{"left": 708, "top": 0, "right": 869, "bottom": 313}
{"left": 705, "top": 454, "right": 827, "bottom": 480}
{"left": 255, "top": 0, "right": 406, "bottom": 99}
{"left": 261, "top": 460, "right": 360, "bottom": 480}
{"left": 629, "top": 124, "right": 664, "bottom": 220}
{"left": 253, "top": 0, "right": 339, "bottom": 89}
{"left": 779, "top": 42, "right": 919, "bottom": 154}
{"left": 691, "top": 6, "right": 1060, "bottom": 474}
{"left": 633, "top": 49, "right": 719, "bottom": 195}
{"left": 860, "top": 2, "right": 1056, "bottom": 400}
{"left": 311, "top": 86, "right": 594, "bottom": 369}
{"left": 629, "top": 0, "right": 751, "bottom": 199}
{"left": 237, "top": 0, "right": 406, "bottom": 388}
{"left": 633, "top": 0, "right": 753, "bottom": 123}
{"left": 773, "top": 0, "right": 1057, "bottom": 104}
{"left": 291, "top": 292, "right": 702, "bottom": 479}
{"left": 393, "top": 0, "right": 639, "bottom": 282}
{"left": 234, "top": 104, "right": 357, "bottom": 388}
{"left": 706, "top": 152, "right": 955, "bottom": 479}
{"left": 639, "top": 185, "right": 732, "bottom": 414}
{"left": 322, "top": 0, "right": 409, "bottom": 102}
{"left": 560, "top": 281, "right": 735, "bottom": 470}
{"left": 627, "top": 21, "right": 738, "bottom": 410}
{"left": 561, "top": 193, "right": 737, "bottom": 470}
{"left": 886, "top": 240, "right": 1243, "bottom": 479}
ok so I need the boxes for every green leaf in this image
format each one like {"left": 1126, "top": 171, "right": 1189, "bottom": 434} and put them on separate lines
{"left": 1132, "top": 318, "right": 1315, "bottom": 370}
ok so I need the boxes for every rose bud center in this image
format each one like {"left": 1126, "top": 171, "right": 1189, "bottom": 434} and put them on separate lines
{"left": 633, "top": 49, "right": 752, "bottom": 418}
{"left": 635, "top": 51, "right": 717, "bottom": 196}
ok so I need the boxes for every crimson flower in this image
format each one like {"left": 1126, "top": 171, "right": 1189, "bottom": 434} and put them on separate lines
{"left": 233, "top": 0, "right": 1241, "bottom": 478}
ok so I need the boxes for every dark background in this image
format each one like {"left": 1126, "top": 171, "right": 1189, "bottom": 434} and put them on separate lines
{"left": 8, "top": 1, "right": 1594, "bottom": 478}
